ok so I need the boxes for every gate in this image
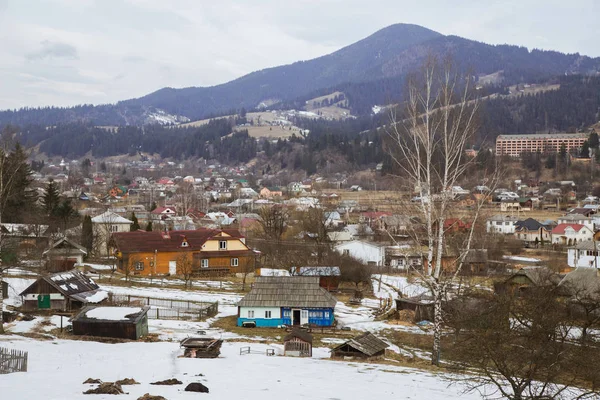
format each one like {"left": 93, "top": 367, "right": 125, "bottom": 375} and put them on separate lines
{"left": 0, "top": 347, "right": 28, "bottom": 374}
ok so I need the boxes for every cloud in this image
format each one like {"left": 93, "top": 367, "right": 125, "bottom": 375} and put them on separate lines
{"left": 25, "top": 40, "right": 78, "bottom": 61}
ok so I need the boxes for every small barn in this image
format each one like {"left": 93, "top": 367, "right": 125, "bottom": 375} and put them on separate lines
{"left": 237, "top": 276, "right": 337, "bottom": 327}
{"left": 396, "top": 294, "right": 435, "bottom": 322}
{"left": 283, "top": 328, "right": 313, "bottom": 357}
{"left": 19, "top": 269, "right": 108, "bottom": 312}
{"left": 43, "top": 237, "right": 87, "bottom": 272}
{"left": 331, "top": 332, "right": 389, "bottom": 359}
{"left": 494, "top": 266, "right": 561, "bottom": 295}
{"left": 72, "top": 306, "right": 149, "bottom": 340}
{"left": 290, "top": 266, "right": 341, "bottom": 291}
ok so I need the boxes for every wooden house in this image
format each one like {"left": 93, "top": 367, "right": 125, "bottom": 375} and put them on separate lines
{"left": 19, "top": 269, "right": 108, "bottom": 311}
{"left": 331, "top": 332, "right": 389, "bottom": 359}
{"left": 494, "top": 267, "right": 561, "bottom": 296}
{"left": 289, "top": 266, "right": 341, "bottom": 291}
{"left": 237, "top": 276, "right": 337, "bottom": 327}
{"left": 110, "top": 228, "right": 255, "bottom": 276}
{"left": 71, "top": 306, "right": 149, "bottom": 340}
{"left": 180, "top": 337, "right": 223, "bottom": 358}
{"left": 283, "top": 328, "right": 313, "bottom": 357}
{"left": 42, "top": 237, "right": 87, "bottom": 270}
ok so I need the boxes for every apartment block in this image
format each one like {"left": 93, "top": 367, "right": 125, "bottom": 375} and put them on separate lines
{"left": 495, "top": 133, "right": 587, "bottom": 157}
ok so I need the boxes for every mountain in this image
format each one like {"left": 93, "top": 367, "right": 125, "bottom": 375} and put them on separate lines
{"left": 2, "top": 23, "right": 600, "bottom": 126}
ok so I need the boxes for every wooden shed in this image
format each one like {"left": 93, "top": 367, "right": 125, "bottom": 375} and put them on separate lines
{"left": 290, "top": 266, "right": 341, "bottom": 291}
{"left": 72, "top": 306, "right": 149, "bottom": 340}
{"left": 19, "top": 269, "right": 108, "bottom": 312}
{"left": 283, "top": 328, "right": 313, "bottom": 357}
{"left": 331, "top": 332, "right": 389, "bottom": 359}
{"left": 180, "top": 337, "right": 223, "bottom": 358}
{"left": 396, "top": 294, "right": 435, "bottom": 322}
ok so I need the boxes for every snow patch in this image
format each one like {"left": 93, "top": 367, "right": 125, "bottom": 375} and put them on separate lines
{"left": 85, "top": 307, "right": 144, "bottom": 321}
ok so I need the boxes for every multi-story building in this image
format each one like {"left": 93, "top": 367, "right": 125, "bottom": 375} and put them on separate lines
{"left": 495, "top": 133, "right": 587, "bottom": 157}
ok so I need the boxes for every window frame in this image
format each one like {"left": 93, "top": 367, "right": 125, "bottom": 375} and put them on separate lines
{"left": 135, "top": 261, "right": 144, "bottom": 271}
{"left": 219, "top": 240, "right": 227, "bottom": 250}
{"left": 200, "top": 259, "right": 209, "bottom": 268}
{"left": 231, "top": 258, "right": 239, "bottom": 267}
{"left": 247, "top": 310, "right": 254, "bottom": 318}
{"left": 265, "top": 310, "right": 271, "bottom": 318}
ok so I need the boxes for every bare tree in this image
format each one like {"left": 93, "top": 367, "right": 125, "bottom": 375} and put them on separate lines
{"left": 301, "top": 207, "right": 331, "bottom": 263}
{"left": 176, "top": 251, "right": 195, "bottom": 289}
{"left": 386, "top": 57, "right": 500, "bottom": 365}
{"left": 456, "top": 285, "right": 600, "bottom": 400}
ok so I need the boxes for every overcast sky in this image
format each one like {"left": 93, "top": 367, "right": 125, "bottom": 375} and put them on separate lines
{"left": 0, "top": 0, "right": 598, "bottom": 109}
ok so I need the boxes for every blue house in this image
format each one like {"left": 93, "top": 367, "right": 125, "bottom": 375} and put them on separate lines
{"left": 237, "top": 276, "right": 337, "bottom": 327}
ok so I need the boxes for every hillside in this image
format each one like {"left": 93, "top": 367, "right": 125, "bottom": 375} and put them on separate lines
{"left": 1, "top": 23, "right": 600, "bottom": 127}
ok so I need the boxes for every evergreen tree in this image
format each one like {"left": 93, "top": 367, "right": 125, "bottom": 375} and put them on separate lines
{"left": 145, "top": 221, "right": 153, "bottom": 232}
{"left": 43, "top": 180, "right": 60, "bottom": 216}
{"left": 81, "top": 215, "right": 93, "bottom": 253}
{"left": 130, "top": 212, "right": 141, "bottom": 231}
{"left": 2, "top": 143, "right": 36, "bottom": 223}
{"left": 150, "top": 201, "right": 157, "bottom": 212}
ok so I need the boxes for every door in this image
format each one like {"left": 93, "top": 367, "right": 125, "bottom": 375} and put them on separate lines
{"left": 292, "top": 309, "right": 301, "bottom": 325}
{"left": 38, "top": 294, "right": 51, "bottom": 309}
{"left": 301, "top": 310, "right": 309, "bottom": 325}
{"left": 169, "top": 261, "right": 177, "bottom": 275}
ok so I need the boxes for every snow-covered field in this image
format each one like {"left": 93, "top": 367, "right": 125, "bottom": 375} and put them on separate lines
{"left": 0, "top": 337, "right": 476, "bottom": 400}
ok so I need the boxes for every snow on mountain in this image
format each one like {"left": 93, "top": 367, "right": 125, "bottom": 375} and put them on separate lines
{"left": 144, "top": 109, "right": 190, "bottom": 125}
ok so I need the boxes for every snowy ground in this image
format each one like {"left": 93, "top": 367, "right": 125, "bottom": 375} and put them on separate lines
{"left": 0, "top": 337, "right": 477, "bottom": 400}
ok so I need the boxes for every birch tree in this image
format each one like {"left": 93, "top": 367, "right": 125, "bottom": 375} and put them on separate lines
{"left": 386, "top": 58, "right": 500, "bottom": 365}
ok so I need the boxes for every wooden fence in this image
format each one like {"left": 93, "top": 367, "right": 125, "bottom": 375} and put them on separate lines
{"left": 107, "top": 293, "right": 218, "bottom": 321}
{"left": 0, "top": 347, "right": 28, "bottom": 374}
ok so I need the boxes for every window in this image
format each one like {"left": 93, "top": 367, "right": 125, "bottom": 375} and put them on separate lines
{"left": 135, "top": 261, "right": 144, "bottom": 271}
{"left": 265, "top": 310, "right": 271, "bottom": 318}
{"left": 247, "top": 310, "right": 254, "bottom": 318}
{"left": 231, "top": 258, "right": 239, "bottom": 267}
{"left": 110, "top": 225, "right": 119, "bottom": 232}
{"left": 324, "top": 311, "right": 330, "bottom": 318}
{"left": 343, "top": 249, "right": 350, "bottom": 256}
{"left": 219, "top": 240, "right": 227, "bottom": 250}
{"left": 201, "top": 259, "right": 208, "bottom": 268}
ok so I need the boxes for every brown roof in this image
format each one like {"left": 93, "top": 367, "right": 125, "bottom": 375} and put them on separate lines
{"left": 284, "top": 328, "right": 313, "bottom": 344}
{"left": 111, "top": 229, "right": 244, "bottom": 253}
{"left": 237, "top": 276, "right": 337, "bottom": 308}
{"left": 332, "top": 332, "right": 389, "bottom": 356}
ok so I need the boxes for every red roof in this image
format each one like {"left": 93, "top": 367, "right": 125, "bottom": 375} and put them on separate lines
{"left": 151, "top": 206, "right": 176, "bottom": 215}
{"left": 111, "top": 229, "right": 245, "bottom": 253}
{"left": 551, "top": 223, "right": 586, "bottom": 234}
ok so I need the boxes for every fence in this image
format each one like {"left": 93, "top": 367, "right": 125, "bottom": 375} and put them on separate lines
{"left": 239, "top": 346, "right": 275, "bottom": 356}
{"left": 0, "top": 347, "right": 28, "bottom": 374}
{"left": 107, "top": 293, "right": 218, "bottom": 321}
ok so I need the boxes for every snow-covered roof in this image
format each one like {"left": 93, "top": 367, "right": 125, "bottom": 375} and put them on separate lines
{"left": 91, "top": 211, "right": 133, "bottom": 224}
{"left": 84, "top": 306, "right": 145, "bottom": 321}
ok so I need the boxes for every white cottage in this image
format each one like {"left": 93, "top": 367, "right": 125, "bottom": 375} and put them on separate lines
{"left": 567, "top": 241, "right": 600, "bottom": 268}
{"left": 334, "top": 240, "right": 385, "bottom": 266}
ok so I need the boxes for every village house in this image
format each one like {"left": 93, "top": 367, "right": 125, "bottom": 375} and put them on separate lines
{"left": 20, "top": 269, "right": 108, "bottom": 312}
{"left": 150, "top": 206, "right": 177, "bottom": 221}
{"left": 91, "top": 211, "right": 133, "bottom": 256}
{"left": 558, "top": 214, "right": 595, "bottom": 231}
{"left": 237, "top": 276, "right": 337, "bottom": 327}
{"left": 289, "top": 266, "right": 341, "bottom": 291}
{"left": 110, "top": 228, "right": 254, "bottom": 276}
{"left": 486, "top": 215, "right": 519, "bottom": 234}
{"left": 514, "top": 218, "right": 552, "bottom": 246}
{"left": 567, "top": 241, "right": 600, "bottom": 268}
{"left": 385, "top": 245, "right": 423, "bottom": 271}
{"left": 334, "top": 240, "right": 386, "bottom": 266}
{"left": 259, "top": 187, "right": 283, "bottom": 199}
{"left": 551, "top": 223, "right": 594, "bottom": 246}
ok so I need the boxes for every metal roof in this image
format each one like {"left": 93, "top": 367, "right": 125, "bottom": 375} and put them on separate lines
{"left": 237, "top": 276, "right": 337, "bottom": 308}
